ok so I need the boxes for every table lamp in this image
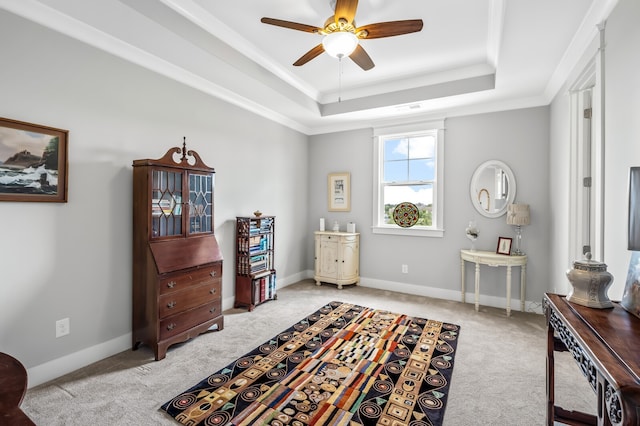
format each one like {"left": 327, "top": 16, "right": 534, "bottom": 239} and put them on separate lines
{"left": 506, "top": 203, "right": 530, "bottom": 256}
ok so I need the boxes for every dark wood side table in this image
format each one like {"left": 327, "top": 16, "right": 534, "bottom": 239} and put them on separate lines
{"left": 544, "top": 293, "right": 640, "bottom": 425}
{"left": 0, "top": 352, "right": 35, "bottom": 425}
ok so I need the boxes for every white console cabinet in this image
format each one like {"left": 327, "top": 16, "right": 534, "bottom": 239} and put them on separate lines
{"left": 314, "top": 231, "right": 360, "bottom": 289}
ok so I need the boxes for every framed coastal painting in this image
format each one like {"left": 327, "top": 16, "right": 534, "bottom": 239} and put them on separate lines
{"left": 328, "top": 172, "right": 350, "bottom": 212}
{"left": 0, "top": 117, "right": 68, "bottom": 202}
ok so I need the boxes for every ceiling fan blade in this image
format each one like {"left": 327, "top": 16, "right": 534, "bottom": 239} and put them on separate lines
{"left": 334, "top": 0, "right": 358, "bottom": 25}
{"left": 357, "top": 19, "right": 424, "bottom": 39}
{"left": 349, "top": 44, "right": 374, "bottom": 70}
{"left": 293, "top": 44, "right": 325, "bottom": 66}
{"left": 261, "top": 17, "right": 322, "bottom": 34}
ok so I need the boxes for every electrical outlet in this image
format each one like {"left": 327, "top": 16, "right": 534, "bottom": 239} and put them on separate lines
{"left": 402, "top": 264, "right": 408, "bottom": 274}
{"left": 56, "top": 318, "right": 70, "bottom": 338}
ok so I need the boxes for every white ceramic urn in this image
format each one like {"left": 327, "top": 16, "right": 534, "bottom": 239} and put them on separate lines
{"left": 566, "top": 253, "right": 614, "bottom": 309}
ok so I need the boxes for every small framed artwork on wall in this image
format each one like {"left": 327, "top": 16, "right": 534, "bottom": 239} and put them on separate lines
{"left": 0, "top": 117, "right": 69, "bottom": 202}
{"left": 497, "top": 237, "right": 512, "bottom": 255}
{"left": 328, "top": 172, "right": 350, "bottom": 212}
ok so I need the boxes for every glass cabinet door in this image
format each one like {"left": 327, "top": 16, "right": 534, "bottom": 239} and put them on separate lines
{"left": 188, "top": 172, "right": 213, "bottom": 234}
{"left": 151, "top": 169, "right": 183, "bottom": 238}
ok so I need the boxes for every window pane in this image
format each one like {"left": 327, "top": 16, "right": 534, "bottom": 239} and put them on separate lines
{"left": 384, "top": 138, "right": 408, "bottom": 161}
{"left": 384, "top": 160, "right": 407, "bottom": 182}
{"left": 383, "top": 184, "right": 433, "bottom": 226}
{"left": 408, "top": 135, "right": 435, "bottom": 159}
{"left": 409, "top": 158, "right": 435, "bottom": 181}
{"left": 384, "top": 134, "right": 436, "bottom": 182}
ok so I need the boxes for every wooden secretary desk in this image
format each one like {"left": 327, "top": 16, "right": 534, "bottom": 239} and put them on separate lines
{"left": 544, "top": 293, "right": 640, "bottom": 425}
{"left": 132, "top": 141, "right": 224, "bottom": 360}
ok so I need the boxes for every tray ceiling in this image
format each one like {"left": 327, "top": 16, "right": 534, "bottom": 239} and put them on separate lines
{"left": 1, "top": 0, "right": 617, "bottom": 134}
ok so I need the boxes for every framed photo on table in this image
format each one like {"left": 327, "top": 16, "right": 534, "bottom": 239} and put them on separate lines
{"left": 0, "top": 117, "right": 68, "bottom": 202}
{"left": 328, "top": 172, "right": 350, "bottom": 212}
{"left": 497, "top": 237, "right": 512, "bottom": 255}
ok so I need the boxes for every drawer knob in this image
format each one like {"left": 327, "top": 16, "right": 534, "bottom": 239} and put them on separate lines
{"left": 210, "top": 288, "right": 217, "bottom": 295}
{"left": 210, "top": 271, "right": 217, "bottom": 277}
{"left": 167, "top": 323, "right": 176, "bottom": 331}
{"left": 167, "top": 301, "right": 176, "bottom": 309}
{"left": 167, "top": 281, "right": 176, "bottom": 288}
{"left": 210, "top": 307, "right": 217, "bottom": 314}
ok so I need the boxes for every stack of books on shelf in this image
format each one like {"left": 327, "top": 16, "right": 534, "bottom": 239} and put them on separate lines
{"left": 249, "top": 235, "right": 261, "bottom": 249}
{"left": 238, "top": 234, "right": 270, "bottom": 254}
{"left": 151, "top": 196, "right": 181, "bottom": 216}
{"left": 152, "top": 198, "right": 162, "bottom": 216}
{"left": 249, "top": 218, "right": 273, "bottom": 235}
{"left": 252, "top": 272, "right": 276, "bottom": 304}
{"left": 237, "top": 234, "right": 273, "bottom": 275}
{"left": 249, "top": 254, "right": 267, "bottom": 273}
{"left": 249, "top": 236, "right": 269, "bottom": 253}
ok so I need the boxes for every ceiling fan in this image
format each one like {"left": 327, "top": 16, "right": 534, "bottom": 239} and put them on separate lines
{"left": 261, "top": 0, "right": 423, "bottom": 71}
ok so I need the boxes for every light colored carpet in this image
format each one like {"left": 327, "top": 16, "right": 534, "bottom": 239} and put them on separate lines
{"left": 22, "top": 280, "right": 596, "bottom": 425}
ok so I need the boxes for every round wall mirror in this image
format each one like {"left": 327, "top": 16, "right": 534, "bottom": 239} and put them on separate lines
{"left": 469, "top": 160, "right": 516, "bottom": 218}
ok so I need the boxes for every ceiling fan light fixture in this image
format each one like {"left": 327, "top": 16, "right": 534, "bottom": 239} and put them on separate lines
{"left": 322, "top": 31, "right": 358, "bottom": 58}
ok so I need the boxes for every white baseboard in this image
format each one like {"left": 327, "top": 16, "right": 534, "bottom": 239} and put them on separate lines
{"left": 27, "top": 333, "right": 131, "bottom": 388}
{"left": 302, "top": 269, "right": 544, "bottom": 314}
{"left": 360, "top": 276, "right": 544, "bottom": 314}
{"left": 277, "top": 271, "right": 308, "bottom": 288}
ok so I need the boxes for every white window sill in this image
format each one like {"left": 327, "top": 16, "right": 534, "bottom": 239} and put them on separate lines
{"left": 372, "top": 226, "right": 444, "bottom": 238}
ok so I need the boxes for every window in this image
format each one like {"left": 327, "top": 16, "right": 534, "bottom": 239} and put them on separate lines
{"left": 373, "top": 120, "right": 444, "bottom": 237}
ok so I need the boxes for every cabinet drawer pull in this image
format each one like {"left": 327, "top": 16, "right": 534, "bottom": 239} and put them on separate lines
{"left": 167, "top": 323, "right": 176, "bottom": 331}
{"left": 210, "top": 288, "right": 217, "bottom": 295}
{"left": 167, "top": 301, "right": 176, "bottom": 309}
{"left": 210, "top": 307, "right": 217, "bottom": 314}
{"left": 210, "top": 271, "right": 217, "bottom": 277}
{"left": 167, "top": 281, "right": 176, "bottom": 289}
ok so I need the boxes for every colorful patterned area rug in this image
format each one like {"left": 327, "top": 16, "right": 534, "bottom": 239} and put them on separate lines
{"left": 161, "top": 301, "right": 460, "bottom": 426}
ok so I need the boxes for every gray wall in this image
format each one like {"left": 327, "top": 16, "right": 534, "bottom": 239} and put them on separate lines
{"left": 0, "top": 11, "right": 308, "bottom": 383}
{"left": 308, "top": 107, "right": 551, "bottom": 311}
{"left": 549, "top": 0, "right": 640, "bottom": 299}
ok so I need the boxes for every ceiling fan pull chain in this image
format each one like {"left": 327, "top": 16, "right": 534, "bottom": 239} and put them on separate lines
{"left": 338, "top": 57, "right": 343, "bottom": 103}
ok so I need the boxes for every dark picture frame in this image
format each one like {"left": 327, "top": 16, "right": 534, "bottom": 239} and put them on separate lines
{"left": 0, "top": 117, "right": 68, "bottom": 202}
{"left": 497, "top": 237, "right": 512, "bottom": 255}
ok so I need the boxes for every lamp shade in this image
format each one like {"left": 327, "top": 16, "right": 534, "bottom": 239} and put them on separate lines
{"left": 322, "top": 32, "right": 358, "bottom": 58}
{"left": 506, "top": 203, "right": 530, "bottom": 226}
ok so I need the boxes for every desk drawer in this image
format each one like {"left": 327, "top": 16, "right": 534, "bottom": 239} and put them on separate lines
{"left": 159, "top": 300, "right": 222, "bottom": 340}
{"left": 159, "top": 281, "right": 221, "bottom": 318}
{"left": 159, "top": 263, "right": 222, "bottom": 295}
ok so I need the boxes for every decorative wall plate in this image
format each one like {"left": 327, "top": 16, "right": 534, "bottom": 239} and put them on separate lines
{"left": 393, "top": 202, "right": 419, "bottom": 227}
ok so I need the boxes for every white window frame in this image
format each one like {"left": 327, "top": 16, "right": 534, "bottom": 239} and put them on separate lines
{"left": 569, "top": 54, "right": 604, "bottom": 265}
{"left": 372, "top": 120, "right": 445, "bottom": 237}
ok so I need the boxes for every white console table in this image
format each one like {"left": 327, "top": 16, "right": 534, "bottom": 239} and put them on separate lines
{"left": 460, "top": 249, "right": 527, "bottom": 316}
